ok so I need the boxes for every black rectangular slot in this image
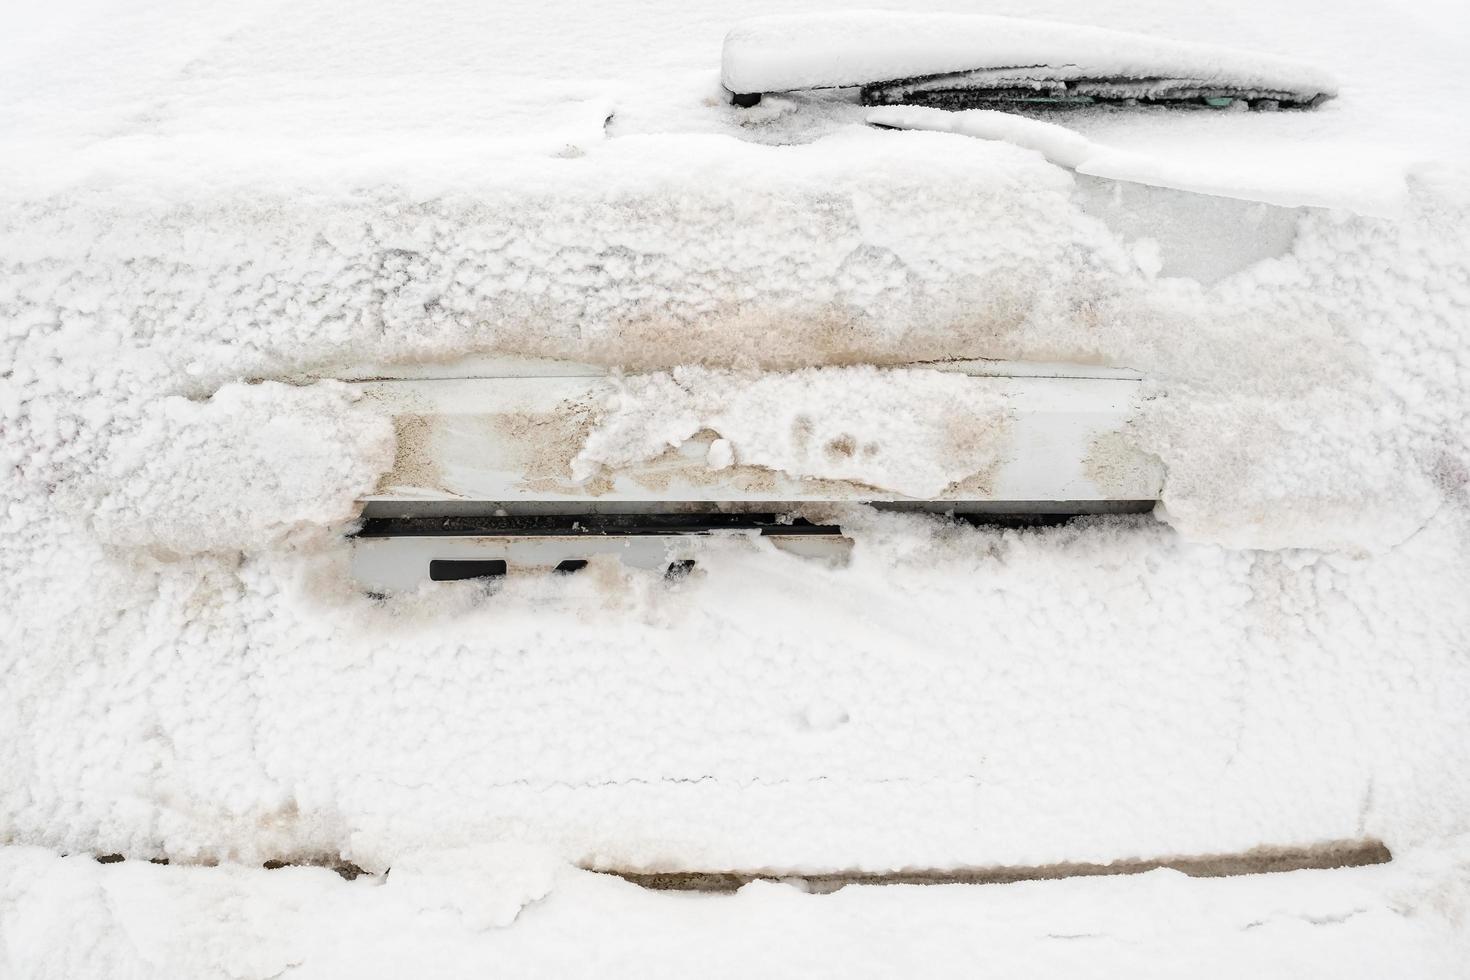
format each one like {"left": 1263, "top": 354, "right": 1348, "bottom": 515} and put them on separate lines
{"left": 429, "top": 559, "right": 508, "bottom": 581}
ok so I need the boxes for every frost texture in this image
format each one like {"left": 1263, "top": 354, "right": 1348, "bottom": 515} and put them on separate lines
{"left": 1138, "top": 189, "right": 1470, "bottom": 552}
{"left": 3, "top": 512, "right": 1470, "bottom": 872}
{"left": 77, "top": 383, "right": 394, "bottom": 555}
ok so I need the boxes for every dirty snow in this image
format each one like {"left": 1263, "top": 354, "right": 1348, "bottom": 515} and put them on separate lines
{"left": 3, "top": 0, "right": 1470, "bottom": 975}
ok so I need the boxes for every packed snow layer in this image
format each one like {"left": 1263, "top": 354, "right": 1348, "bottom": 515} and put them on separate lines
{"left": 4, "top": 844, "right": 1470, "bottom": 979}
{"left": 721, "top": 12, "right": 1337, "bottom": 98}
{"left": 5, "top": 508, "right": 1470, "bottom": 870}
{"left": 79, "top": 383, "right": 394, "bottom": 556}
{"left": 867, "top": 106, "right": 1407, "bottom": 215}
{"left": 572, "top": 367, "right": 1011, "bottom": 496}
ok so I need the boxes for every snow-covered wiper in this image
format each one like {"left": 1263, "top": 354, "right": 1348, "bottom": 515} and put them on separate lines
{"left": 722, "top": 12, "right": 1337, "bottom": 111}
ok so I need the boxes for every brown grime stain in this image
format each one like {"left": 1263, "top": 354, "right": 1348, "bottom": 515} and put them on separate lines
{"left": 381, "top": 414, "right": 442, "bottom": 494}
{"left": 824, "top": 435, "right": 857, "bottom": 460}
{"left": 493, "top": 397, "right": 603, "bottom": 486}
{"left": 453, "top": 293, "right": 1074, "bottom": 374}
{"left": 591, "top": 839, "right": 1393, "bottom": 894}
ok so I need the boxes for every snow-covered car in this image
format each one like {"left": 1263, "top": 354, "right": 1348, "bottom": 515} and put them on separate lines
{"left": 347, "top": 14, "right": 1342, "bottom": 591}
{"left": 4, "top": 3, "right": 1470, "bottom": 975}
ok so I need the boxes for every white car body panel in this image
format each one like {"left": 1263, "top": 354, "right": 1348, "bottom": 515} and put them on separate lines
{"left": 355, "top": 365, "right": 1161, "bottom": 507}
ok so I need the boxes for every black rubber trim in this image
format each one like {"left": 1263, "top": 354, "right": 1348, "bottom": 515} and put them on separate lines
{"left": 949, "top": 512, "right": 1113, "bottom": 529}
{"left": 356, "top": 505, "right": 1155, "bottom": 538}
{"left": 428, "top": 559, "right": 508, "bottom": 581}
{"left": 358, "top": 514, "right": 843, "bottom": 538}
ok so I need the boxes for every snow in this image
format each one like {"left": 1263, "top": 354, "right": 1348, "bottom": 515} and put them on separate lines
{"left": 867, "top": 105, "right": 1408, "bottom": 215}
{"left": 873, "top": 105, "right": 1100, "bottom": 169}
{"left": 573, "top": 367, "right": 1011, "bottom": 496}
{"left": 6, "top": 511, "right": 1470, "bottom": 873}
{"left": 79, "top": 383, "right": 394, "bottom": 556}
{"left": 721, "top": 12, "right": 1338, "bottom": 99}
{"left": 3, "top": 844, "right": 1469, "bottom": 978}
{"left": 3, "top": 0, "right": 1470, "bottom": 974}
{"left": 10, "top": 146, "right": 1459, "bottom": 549}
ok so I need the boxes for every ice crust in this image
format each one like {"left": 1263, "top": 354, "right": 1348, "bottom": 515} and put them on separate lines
{"left": 721, "top": 12, "right": 1338, "bottom": 99}
{"left": 4, "top": 0, "right": 1470, "bottom": 973}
